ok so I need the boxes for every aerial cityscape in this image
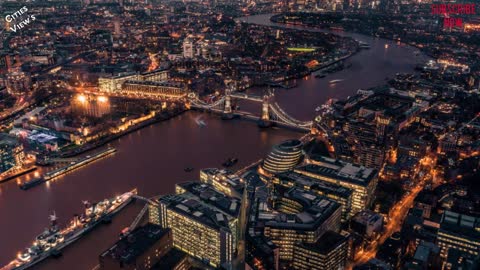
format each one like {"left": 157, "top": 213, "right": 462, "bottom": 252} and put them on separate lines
{"left": 0, "top": 0, "right": 479, "bottom": 270}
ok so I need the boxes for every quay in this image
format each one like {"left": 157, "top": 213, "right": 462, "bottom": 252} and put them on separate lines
{"left": 0, "top": 166, "right": 37, "bottom": 184}
{"left": 20, "top": 148, "right": 116, "bottom": 190}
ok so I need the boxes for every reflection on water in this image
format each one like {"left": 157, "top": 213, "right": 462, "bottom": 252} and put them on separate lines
{"left": 240, "top": 14, "right": 428, "bottom": 121}
{"left": 0, "top": 111, "right": 300, "bottom": 270}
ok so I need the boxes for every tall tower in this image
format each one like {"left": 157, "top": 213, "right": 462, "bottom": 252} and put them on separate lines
{"left": 224, "top": 95, "right": 232, "bottom": 114}
{"left": 222, "top": 86, "right": 234, "bottom": 119}
{"left": 261, "top": 97, "right": 270, "bottom": 121}
{"left": 258, "top": 94, "right": 272, "bottom": 127}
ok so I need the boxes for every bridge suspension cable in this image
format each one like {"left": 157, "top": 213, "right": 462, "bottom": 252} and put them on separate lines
{"left": 229, "top": 93, "right": 264, "bottom": 102}
{"left": 190, "top": 96, "right": 226, "bottom": 110}
{"left": 188, "top": 92, "right": 319, "bottom": 131}
{"left": 269, "top": 102, "right": 313, "bottom": 128}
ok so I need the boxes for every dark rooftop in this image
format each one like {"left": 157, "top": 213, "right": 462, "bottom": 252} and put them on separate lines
{"left": 276, "top": 171, "right": 352, "bottom": 198}
{"left": 158, "top": 182, "right": 240, "bottom": 231}
{"left": 296, "top": 230, "right": 347, "bottom": 255}
{"left": 151, "top": 248, "right": 188, "bottom": 270}
{"left": 100, "top": 224, "right": 170, "bottom": 265}
{"left": 295, "top": 156, "right": 377, "bottom": 187}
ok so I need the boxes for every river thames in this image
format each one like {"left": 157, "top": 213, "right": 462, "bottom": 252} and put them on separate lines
{"left": 0, "top": 14, "right": 428, "bottom": 270}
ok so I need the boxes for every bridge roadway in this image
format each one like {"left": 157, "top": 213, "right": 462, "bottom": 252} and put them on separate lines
{"left": 189, "top": 92, "right": 313, "bottom": 132}
{"left": 190, "top": 105, "right": 312, "bottom": 132}
{"left": 97, "top": 82, "right": 312, "bottom": 132}
{"left": 229, "top": 93, "right": 264, "bottom": 102}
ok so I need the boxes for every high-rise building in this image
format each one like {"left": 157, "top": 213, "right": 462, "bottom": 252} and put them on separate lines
{"left": 404, "top": 241, "right": 441, "bottom": 270}
{"left": 246, "top": 234, "right": 280, "bottom": 270}
{"left": 295, "top": 156, "right": 378, "bottom": 216}
{"left": 6, "top": 70, "right": 31, "bottom": 96}
{"left": 437, "top": 211, "right": 480, "bottom": 259}
{"left": 331, "top": 89, "right": 418, "bottom": 170}
{"left": 263, "top": 188, "right": 342, "bottom": 260}
{"left": 149, "top": 182, "right": 239, "bottom": 268}
{"left": 272, "top": 171, "right": 353, "bottom": 222}
{"left": 262, "top": 139, "right": 303, "bottom": 174}
{"left": 99, "top": 224, "right": 173, "bottom": 270}
{"left": 199, "top": 168, "right": 244, "bottom": 198}
{"left": 354, "top": 143, "right": 386, "bottom": 170}
{"left": 0, "top": 133, "right": 25, "bottom": 175}
{"left": 292, "top": 230, "right": 349, "bottom": 270}
{"left": 443, "top": 248, "right": 480, "bottom": 270}
{"left": 350, "top": 210, "right": 384, "bottom": 240}
{"left": 376, "top": 233, "right": 404, "bottom": 269}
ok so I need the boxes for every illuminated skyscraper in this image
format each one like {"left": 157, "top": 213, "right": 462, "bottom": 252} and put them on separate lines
{"left": 292, "top": 231, "right": 349, "bottom": 270}
{"left": 272, "top": 171, "right": 353, "bottom": 222}
{"left": 200, "top": 168, "right": 244, "bottom": 198}
{"left": 437, "top": 211, "right": 480, "bottom": 259}
{"left": 295, "top": 156, "right": 378, "bottom": 216}
{"left": 99, "top": 225, "right": 173, "bottom": 270}
{"left": 149, "top": 182, "right": 239, "bottom": 268}
{"left": 262, "top": 188, "right": 342, "bottom": 260}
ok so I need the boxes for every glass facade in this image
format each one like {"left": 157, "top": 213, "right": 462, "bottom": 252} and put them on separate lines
{"left": 295, "top": 162, "right": 378, "bottom": 216}
{"left": 292, "top": 232, "right": 348, "bottom": 270}
{"left": 263, "top": 139, "right": 303, "bottom": 174}
{"left": 148, "top": 185, "right": 239, "bottom": 269}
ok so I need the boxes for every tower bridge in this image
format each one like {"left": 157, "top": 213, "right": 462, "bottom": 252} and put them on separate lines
{"left": 187, "top": 90, "right": 318, "bottom": 132}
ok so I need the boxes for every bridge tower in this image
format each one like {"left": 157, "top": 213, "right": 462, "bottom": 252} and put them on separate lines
{"left": 261, "top": 98, "right": 269, "bottom": 121}
{"left": 224, "top": 94, "right": 232, "bottom": 114}
{"left": 258, "top": 94, "right": 272, "bottom": 127}
{"left": 222, "top": 87, "right": 234, "bottom": 119}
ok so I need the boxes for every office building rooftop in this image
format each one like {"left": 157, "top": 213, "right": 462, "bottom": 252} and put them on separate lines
{"left": 296, "top": 156, "right": 377, "bottom": 187}
{"left": 276, "top": 171, "right": 352, "bottom": 198}
{"left": 352, "top": 210, "right": 383, "bottom": 226}
{"left": 296, "top": 230, "right": 347, "bottom": 255}
{"left": 260, "top": 187, "right": 340, "bottom": 230}
{"left": 159, "top": 182, "right": 240, "bottom": 231}
{"left": 99, "top": 224, "right": 170, "bottom": 265}
{"left": 151, "top": 248, "right": 188, "bottom": 270}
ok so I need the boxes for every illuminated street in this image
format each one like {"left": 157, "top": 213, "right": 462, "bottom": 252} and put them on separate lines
{"left": 353, "top": 183, "right": 424, "bottom": 266}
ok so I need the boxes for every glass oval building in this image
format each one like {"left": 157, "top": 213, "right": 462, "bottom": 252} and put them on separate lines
{"left": 262, "top": 139, "right": 303, "bottom": 174}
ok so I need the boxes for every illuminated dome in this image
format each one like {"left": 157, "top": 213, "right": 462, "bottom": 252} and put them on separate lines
{"left": 262, "top": 139, "right": 303, "bottom": 174}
